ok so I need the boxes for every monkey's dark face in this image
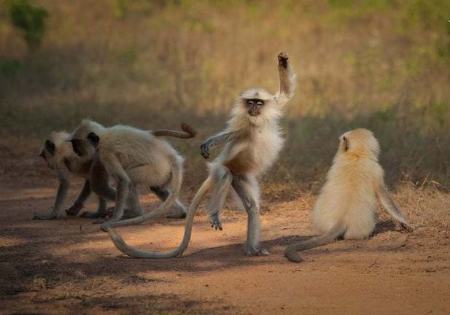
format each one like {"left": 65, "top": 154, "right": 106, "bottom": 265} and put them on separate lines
{"left": 245, "top": 98, "right": 265, "bottom": 116}
{"left": 40, "top": 140, "right": 56, "bottom": 168}
{"left": 70, "top": 138, "right": 86, "bottom": 157}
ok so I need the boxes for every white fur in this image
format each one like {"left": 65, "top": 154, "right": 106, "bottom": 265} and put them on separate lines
{"left": 312, "top": 129, "right": 383, "bottom": 239}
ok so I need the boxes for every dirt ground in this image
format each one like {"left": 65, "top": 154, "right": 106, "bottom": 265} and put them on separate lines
{"left": 0, "top": 151, "right": 449, "bottom": 315}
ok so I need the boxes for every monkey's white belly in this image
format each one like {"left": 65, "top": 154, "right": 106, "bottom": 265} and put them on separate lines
{"left": 251, "top": 128, "right": 284, "bottom": 175}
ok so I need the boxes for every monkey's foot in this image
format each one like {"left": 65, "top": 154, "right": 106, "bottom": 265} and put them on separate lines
{"left": 65, "top": 203, "right": 84, "bottom": 216}
{"left": 80, "top": 210, "right": 113, "bottom": 219}
{"left": 200, "top": 143, "right": 210, "bottom": 159}
{"left": 245, "top": 247, "right": 270, "bottom": 256}
{"left": 32, "top": 212, "right": 63, "bottom": 220}
{"left": 210, "top": 214, "right": 223, "bottom": 231}
{"left": 166, "top": 210, "right": 187, "bottom": 219}
{"left": 278, "top": 52, "right": 289, "bottom": 68}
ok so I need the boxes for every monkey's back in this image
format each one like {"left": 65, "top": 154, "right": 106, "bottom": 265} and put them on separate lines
{"left": 98, "top": 125, "right": 181, "bottom": 183}
{"left": 312, "top": 157, "right": 379, "bottom": 239}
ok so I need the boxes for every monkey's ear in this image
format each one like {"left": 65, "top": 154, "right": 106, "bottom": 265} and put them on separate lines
{"left": 87, "top": 132, "right": 100, "bottom": 147}
{"left": 45, "top": 140, "right": 55, "bottom": 155}
{"left": 342, "top": 136, "right": 349, "bottom": 152}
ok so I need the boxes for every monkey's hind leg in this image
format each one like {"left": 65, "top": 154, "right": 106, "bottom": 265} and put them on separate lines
{"left": 150, "top": 186, "right": 186, "bottom": 219}
{"left": 80, "top": 197, "right": 112, "bottom": 219}
{"left": 232, "top": 175, "right": 269, "bottom": 256}
{"left": 208, "top": 168, "right": 232, "bottom": 230}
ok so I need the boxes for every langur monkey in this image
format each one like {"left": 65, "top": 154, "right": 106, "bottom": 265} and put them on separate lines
{"left": 33, "top": 131, "right": 109, "bottom": 220}
{"left": 105, "top": 52, "right": 296, "bottom": 258}
{"left": 70, "top": 120, "right": 195, "bottom": 228}
{"left": 284, "top": 129, "right": 413, "bottom": 262}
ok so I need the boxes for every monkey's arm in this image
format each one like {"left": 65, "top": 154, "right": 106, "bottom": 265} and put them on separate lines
{"left": 200, "top": 131, "right": 237, "bottom": 159}
{"left": 33, "top": 174, "right": 70, "bottom": 220}
{"left": 65, "top": 180, "right": 91, "bottom": 216}
{"left": 376, "top": 183, "right": 413, "bottom": 232}
{"left": 275, "top": 52, "right": 296, "bottom": 106}
{"left": 101, "top": 155, "right": 131, "bottom": 224}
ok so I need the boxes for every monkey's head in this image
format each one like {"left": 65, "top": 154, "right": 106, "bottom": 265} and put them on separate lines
{"left": 69, "top": 119, "right": 104, "bottom": 158}
{"left": 339, "top": 128, "right": 380, "bottom": 159}
{"left": 233, "top": 88, "right": 279, "bottom": 125}
{"left": 40, "top": 131, "right": 70, "bottom": 169}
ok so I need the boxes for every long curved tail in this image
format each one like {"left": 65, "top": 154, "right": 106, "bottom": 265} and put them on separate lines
{"left": 151, "top": 123, "right": 196, "bottom": 139}
{"left": 284, "top": 224, "right": 346, "bottom": 263}
{"left": 105, "top": 176, "right": 213, "bottom": 258}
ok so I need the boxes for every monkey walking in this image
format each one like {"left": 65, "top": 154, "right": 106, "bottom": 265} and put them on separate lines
{"left": 33, "top": 131, "right": 110, "bottom": 220}
{"left": 105, "top": 52, "right": 296, "bottom": 258}
{"left": 69, "top": 120, "right": 195, "bottom": 227}
{"left": 284, "top": 128, "right": 413, "bottom": 263}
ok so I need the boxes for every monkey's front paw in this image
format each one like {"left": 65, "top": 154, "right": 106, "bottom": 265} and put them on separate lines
{"left": 245, "top": 247, "right": 270, "bottom": 256}
{"left": 200, "top": 143, "right": 210, "bottom": 159}
{"left": 80, "top": 209, "right": 113, "bottom": 219}
{"left": 210, "top": 214, "right": 223, "bottom": 231}
{"left": 278, "top": 52, "right": 289, "bottom": 68}
{"left": 65, "top": 203, "right": 83, "bottom": 216}
{"left": 33, "top": 212, "right": 58, "bottom": 220}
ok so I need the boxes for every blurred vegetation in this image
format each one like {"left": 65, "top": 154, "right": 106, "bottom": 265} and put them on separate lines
{"left": 0, "top": 0, "right": 448, "bottom": 191}
{"left": 5, "top": 0, "right": 48, "bottom": 52}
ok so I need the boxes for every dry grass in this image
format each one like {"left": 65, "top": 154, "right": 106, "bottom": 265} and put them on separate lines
{"left": 0, "top": 0, "right": 449, "bottom": 190}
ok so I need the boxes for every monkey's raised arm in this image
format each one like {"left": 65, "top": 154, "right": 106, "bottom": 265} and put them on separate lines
{"left": 200, "top": 130, "right": 237, "bottom": 159}
{"left": 375, "top": 182, "right": 413, "bottom": 232}
{"left": 275, "top": 52, "right": 296, "bottom": 106}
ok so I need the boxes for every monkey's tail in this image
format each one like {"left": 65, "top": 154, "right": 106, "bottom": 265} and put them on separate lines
{"left": 105, "top": 176, "right": 213, "bottom": 258}
{"left": 284, "top": 224, "right": 346, "bottom": 263}
{"left": 151, "top": 123, "right": 196, "bottom": 139}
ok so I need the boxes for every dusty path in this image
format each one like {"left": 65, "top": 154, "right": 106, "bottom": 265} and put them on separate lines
{"left": 0, "top": 175, "right": 449, "bottom": 314}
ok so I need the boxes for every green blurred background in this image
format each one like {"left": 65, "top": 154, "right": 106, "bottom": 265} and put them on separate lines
{"left": 0, "top": 0, "right": 449, "bottom": 193}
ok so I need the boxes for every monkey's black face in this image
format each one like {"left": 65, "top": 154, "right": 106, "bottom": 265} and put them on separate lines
{"left": 245, "top": 98, "right": 265, "bottom": 116}
{"left": 70, "top": 138, "right": 85, "bottom": 157}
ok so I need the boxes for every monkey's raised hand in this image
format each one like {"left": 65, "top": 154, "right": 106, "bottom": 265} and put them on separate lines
{"left": 200, "top": 143, "right": 210, "bottom": 159}
{"left": 278, "top": 52, "right": 289, "bottom": 69}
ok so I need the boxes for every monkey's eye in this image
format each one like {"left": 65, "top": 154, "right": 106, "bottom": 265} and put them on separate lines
{"left": 256, "top": 100, "right": 264, "bottom": 106}
{"left": 246, "top": 100, "right": 255, "bottom": 106}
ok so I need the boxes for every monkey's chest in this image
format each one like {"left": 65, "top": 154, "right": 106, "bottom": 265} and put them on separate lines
{"left": 225, "top": 132, "right": 283, "bottom": 175}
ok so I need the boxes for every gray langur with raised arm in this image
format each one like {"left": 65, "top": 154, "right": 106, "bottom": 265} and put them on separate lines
{"left": 33, "top": 131, "right": 109, "bottom": 220}
{"left": 285, "top": 128, "right": 413, "bottom": 262}
{"left": 105, "top": 52, "right": 296, "bottom": 258}
{"left": 70, "top": 120, "right": 195, "bottom": 228}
